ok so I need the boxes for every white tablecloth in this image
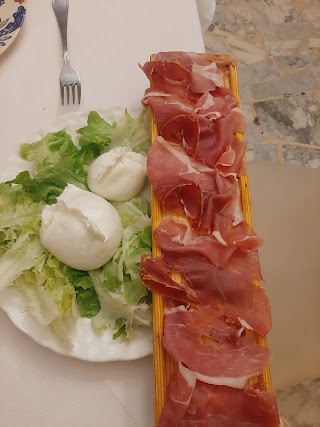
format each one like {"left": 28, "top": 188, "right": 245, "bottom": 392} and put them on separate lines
{"left": 0, "top": 1, "right": 204, "bottom": 426}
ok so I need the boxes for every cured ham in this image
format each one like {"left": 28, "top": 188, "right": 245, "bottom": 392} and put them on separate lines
{"left": 180, "top": 381, "right": 280, "bottom": 426}
{"left": 159, "top": 363, "right": 196, "bottom": 427}
{"left": 147, "top": 137, "right": 262, "bottom": 250}
{"left": 140, "top": 51, "right": 279, "bottom": 426}
{"left": 160, "top": 366, "right": 279, "bottom": 427}
{"left": 141, "top": 54, "right": 245, "bottom": 177}
{"left": 194, "top": 88, "right": 239, "bottom": 119}
{"left": 141, "top": 252, "right": 271, "bottom": 336}
{"left": 154, "top": 218, "right": 263, "bottom": 276}
{"left": 191, "top": 62, "right": 224, "bottom": 93}
{"left": 163, "top": 307, "right": 270, "bottom": 388}
{"left": 143, "top": 94, "right": 245, "bottom": 176}
{"left": 154, "top": 218, "right": 237, "bottom": 269}
{"left": 141, "top": 60, "right": 191, "bottom": 98}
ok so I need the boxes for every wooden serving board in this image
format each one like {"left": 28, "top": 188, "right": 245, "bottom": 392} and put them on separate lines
{"left": 149, "top": 54, "right": 272, "bottom": 426}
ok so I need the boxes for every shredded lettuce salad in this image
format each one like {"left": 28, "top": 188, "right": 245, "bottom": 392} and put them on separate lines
{"left": 0, "top": 110, "right": 152, "bottom": 343}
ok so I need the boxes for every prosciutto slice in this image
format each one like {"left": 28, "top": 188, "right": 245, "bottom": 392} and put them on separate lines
{"left": 151, "top": 51, "right": 234, "bottom": 73}
{"left": 159, "top": 109, "right": 246, "bottom": 177}
{"left": 154, "top": 218, "right": 237, "bottom": 269}
{"left": 163, "top": 308, "right": 270, "bottom": 388}
{"left": 140, "top": 253, "right": 271, "bottom": 336}
{"left": 191, "top": 62, "right": 224, "bottom": 93}
{"left": 194, "top": 88, "right": 239, "bottom": 119}
{"left": 147, "top": 137, "right": 262, "bottom": 250}
{"left": 180, "top": 381, "right": 280, "bottom": 426}
{"left": 160, "top": 363, "right": 196, "bottom": 427}
{"left": 141, "top": 60, "right": 191, "bottom": 98}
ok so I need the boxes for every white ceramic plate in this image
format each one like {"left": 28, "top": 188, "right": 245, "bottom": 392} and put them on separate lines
{"left": 0, "top": 0, "right": 26, "bottom": 56}
{"left": 0, "top": 106, "right": 153, "bottom": 362}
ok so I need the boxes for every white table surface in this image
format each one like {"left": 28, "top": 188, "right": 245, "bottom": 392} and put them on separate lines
{"left": 0, "top": 1, "right": 204, "bottom": 426}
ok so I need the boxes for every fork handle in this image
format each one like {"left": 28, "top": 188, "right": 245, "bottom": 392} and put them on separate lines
{"left": 52, "top": 0, "right": 70, "bottom": 62}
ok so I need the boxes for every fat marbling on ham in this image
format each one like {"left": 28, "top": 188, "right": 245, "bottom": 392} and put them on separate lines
{"left": 140, "top": 51, "right": 279, "bottom": 426}
{"left": 163, "top": 307, "right": 270, "bottom": 388}
{"left": 141, "top": 51, "right": 246, "bottom": 177}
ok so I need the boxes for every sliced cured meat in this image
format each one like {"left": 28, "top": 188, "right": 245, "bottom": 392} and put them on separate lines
{"left": 180, "top": 382, "right": 280, "bottom": 426}
{"left": 191, "top": 62, "right": 223, "bottom": 93}
{"left": 155, "top": 52, "right": 211, "bottom": 71}
{"left": 194, "top": 88, "right": 239, "bottom": 119}
{"left": 163, "top": 308, "right": 270, "bottom": 387}
{"left": 141, "top": 61, "right": 191, "bottom": 98}
{"left": 140, "top": 255, "right": 200, "bottom": 304}
{"left": 159, "top": 363, "right": 196, "bottom": 427}
{"left": 189, "top": 305, "right": 242, "bottom": 343}
{"left": 147, "top": 137, "right": 243, "bottom": 230}
{"left": 147, "top": 138, "right": 262, "bottom": 249}
{"left": 154, "top": 218, "right": 237, "bottom": 268}
{"left": 161, "top": 114, "right": 200, "bottom": 157}
{"left": 140, "top": 253, "right": 271, "bottom": 336}
{"left": 159, "top": 110, "right": 246, "bottom": 176}
{"left": 165, "top": 253, "right": 270, "bottom": 335}
{"left": 155, "top": 51, "right": 234, "bottom": 71}
{"left": 208, "top": 215, "right": 264, "bottom": 252}
{"left": 142, "top": 91, "right": 195, "bottom": 131}
{"left": 195, "top": 111, "right": 246, "bottom": 177}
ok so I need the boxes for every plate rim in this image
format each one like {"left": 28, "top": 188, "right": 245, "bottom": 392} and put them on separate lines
{"left": 0, "top": 0, "right": 27, "bottom": 57}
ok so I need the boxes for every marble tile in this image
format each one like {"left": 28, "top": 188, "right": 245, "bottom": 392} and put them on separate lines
{"left": 265, "top": 38, "right": 320, "bottom": 56}
{"left": 251, "top": 69, "right": 318, "bottom": 99}
{"left": 250, "top": 5, "right": 273, "bottom": 38}
{"left": 254, "top": 143, "right": 279, "bottom": 162}
{"left": 253, "top": 94, "right": 320, "bottom": 145}
{"left": 238, "top": 59, "right": 279, "bottom": 85}
{"left": 208, "top": 4, "right": 227, "bottom": 29}
{"left": 276, "top": 378, "right": 320, "bottom": 425}
{"left": 237, "top": 0, "right": 261, "bottom": 4}
{"left": 301, "top": 0, "right": 320, "bottom": 5}
{"left": 204, "top": 29, "right": 267, "bottom": 65}
{"left": 216, "top": 0, "right": 232, "bottom": 5}
{"left": 283, "top": 145, "right": 320, "bottom": 168}
{"left": 219, "top": 6, "right": 258, "bottom": 40}
{"left": 245, "top": 122, "right": 266, "bottom": 144}
{"left": 266, "top": 5, "right": 304, "bottom": 24}
{"left": 265, "top": 22, "right": 319, "bottom": 40}
{"left": 264, "top": 0, "right": 292, "bottom": 5}
{"left": 241, "top": 103, "right": 255, "bottom": 124}
{"left": 305, "top": 6, "right": 320, "bottom": 28}
{"left": 239, "top": 82, "right": 254, "bottom": 103}
{"left": 274, "top": 54, "right": 320, "bottom": 70}
{"left": 313, "top": 67, "right": 320, "bottom": 83}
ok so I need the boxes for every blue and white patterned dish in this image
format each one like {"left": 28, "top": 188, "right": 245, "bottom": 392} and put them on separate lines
{"left": 0, "top": 0, "right": 26, "bottom": 56}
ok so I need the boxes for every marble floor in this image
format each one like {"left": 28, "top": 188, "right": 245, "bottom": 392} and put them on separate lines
{"left": 204, "top": 1, "right": 320, "bottom": 426}
{"left": 204, "top": 0, "right": 320, "bottom": 167}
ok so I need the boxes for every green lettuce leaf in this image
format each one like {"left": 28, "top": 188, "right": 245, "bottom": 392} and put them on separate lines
{"left": 14, "top": 131, "right": 88, "bottom": 204}
{"left": 90, "top": 269, "right": 152, "bottom": 339}
{"left": 90, "top": 196, "right": 152, "bottom": 340}
{"left": 109, "top": 109, "right": 150, "bottom": 155}
{"left": 77, "top": 111, "right": 114, "bottom": 159}
{"left": 63, "top": 266, "right": 101, "bottom": 318}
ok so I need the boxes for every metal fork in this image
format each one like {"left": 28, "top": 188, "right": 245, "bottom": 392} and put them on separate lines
{"left": 52, "top": 0, "right": 81, "bottom": 105}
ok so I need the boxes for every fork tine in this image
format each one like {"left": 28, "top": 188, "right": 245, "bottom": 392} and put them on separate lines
{"left": 71, "top": 84, "right": 76, "bottom": 105}
{"left": 77, "top": 82, "right": 81, "bottom": 104}
{"left": 66, "top": 84, "right": 70, "bottom": 106}
{"left": 60, "top": 84, "right": 65, "bottom": 106}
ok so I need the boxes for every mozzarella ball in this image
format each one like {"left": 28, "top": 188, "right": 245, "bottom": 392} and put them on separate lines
{"left": 40, "top": 184, "right": 122, "bottom": 270}
{"left": 87, "top": 147, "right": 146, "bottom": 201}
